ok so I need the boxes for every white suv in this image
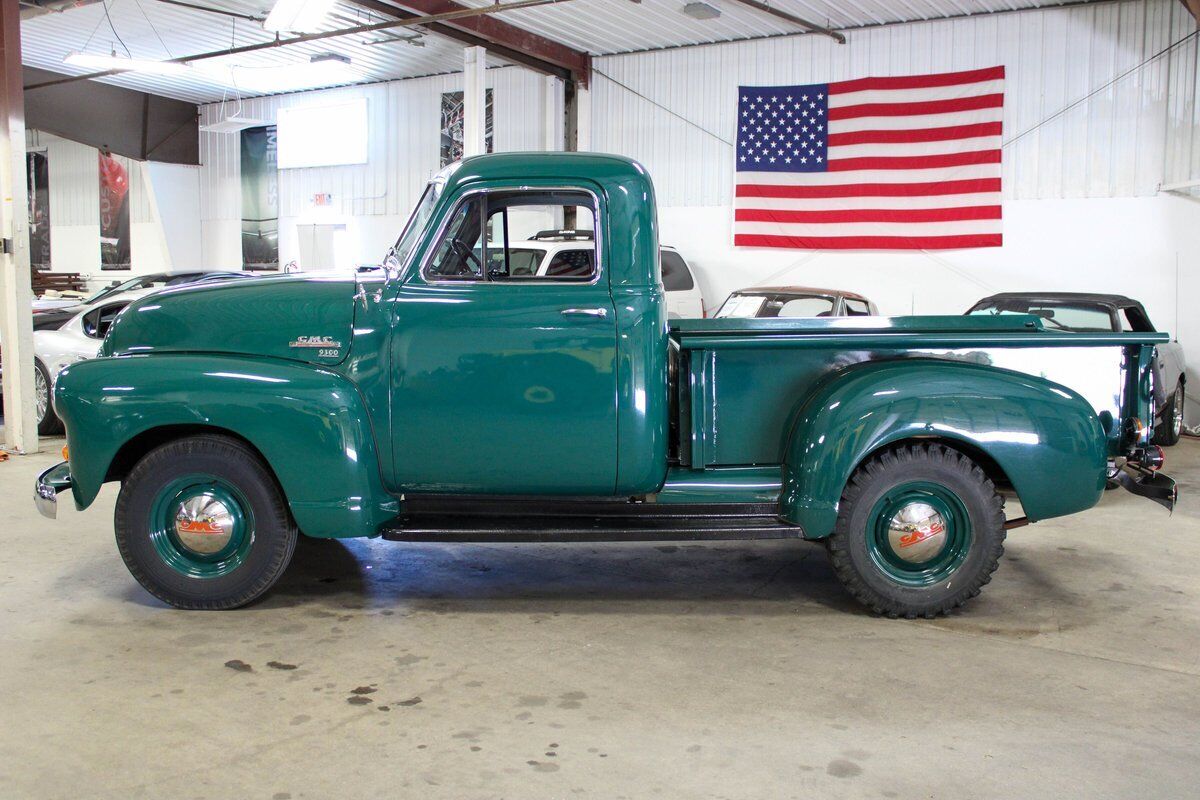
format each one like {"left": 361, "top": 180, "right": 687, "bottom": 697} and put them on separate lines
{"left": 496, "top": 231, "right": 705, "bottom": 318}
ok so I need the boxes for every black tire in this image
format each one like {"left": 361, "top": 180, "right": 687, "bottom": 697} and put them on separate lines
{"left": 1153, "top": 383, "right": 1184, "bottom": 447}
{"left": 34, "top": 358, "right": 64, "bottom": 436}
{"left": 827, "top": 444, "right": 1006, "bottom": 619}
{"left": 114, "top": 435, "right": 298, "bottom": 610}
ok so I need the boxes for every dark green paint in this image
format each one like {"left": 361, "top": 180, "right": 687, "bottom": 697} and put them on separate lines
{"left": 54, "top": 353, "right": 397, "bottom": 538}
{"left": 779, "top": 359, "right": 1107, "bottom": 537}
{"left": 654, "top": 466, "right": 782, "bottom": 504}
{"left": 47, "top": 153, "right": 1170, "bottom": 545}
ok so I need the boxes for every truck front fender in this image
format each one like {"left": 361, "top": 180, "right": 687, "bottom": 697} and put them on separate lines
{"left": 54, "top": 354, "right": 397, "bottom": 538}
{"left": 780, "top": 359, "right": 1107, "bottom": 538}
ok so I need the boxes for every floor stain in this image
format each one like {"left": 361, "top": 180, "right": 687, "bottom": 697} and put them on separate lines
{"left": 398, "top": 696, "right": 423, "bottom": 707}
{"left": 827, "top": 759, "right": 863, "bottom": 778}
{"left": 347, "top": 696, "right": 373, "bottom": 706}
{"left": 224, "top": 659, "right": 252, "bottom": 673}
{"left": 350, "top": 685, "right": 378, "bottom": 695}
{"left": 526, "top": 760, "right": 560, "bottom": 773}
{"left": 267, "top": 661, "right": 298, "bottom": 671}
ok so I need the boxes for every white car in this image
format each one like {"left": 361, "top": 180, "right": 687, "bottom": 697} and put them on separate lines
{"left": 30, "top": 288, "right": 156, "bottom": 434}
{"left": 491, "top": 232, "right": 705, "bottom": 318}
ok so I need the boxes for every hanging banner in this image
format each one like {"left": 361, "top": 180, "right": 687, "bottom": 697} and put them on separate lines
{"left": 440, "top": 89, "right": 493, "bottom": 167}
{"left": 241, "top": 125, "right": 279, "bottom": 270}
{"left": 27, "top": 151, "right": 50, "bottom": 271}
{"left": 98, "top": 151, "right": 131, "bottom": 270}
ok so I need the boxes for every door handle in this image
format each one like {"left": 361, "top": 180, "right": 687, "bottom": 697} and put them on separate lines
{"left": 561, "top": 307, "right": 608, "bottom": 319}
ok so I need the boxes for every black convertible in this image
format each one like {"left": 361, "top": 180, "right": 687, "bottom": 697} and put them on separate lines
{"left": 967, "top": 292, "right": 1187, "bottom": 446}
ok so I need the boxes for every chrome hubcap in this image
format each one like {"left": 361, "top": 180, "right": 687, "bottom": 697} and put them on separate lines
{"left": 1173, "top": 390, "right": 1184, "bottom": 437}
{"left": 886, "top": 502, "right": 948, "bottom": 564}
{"left": 173, "top": 494, "right": 236, "bottom": 555}
{"left": 34, "top": 367, "right": 48, "bottom": 422}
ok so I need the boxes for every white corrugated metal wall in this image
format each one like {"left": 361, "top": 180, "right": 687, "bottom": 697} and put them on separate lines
{"left": 197, "top": 65, "right": 551, "bottom": 225}
{"left": 590, "top": 0, "right": 1200, "bottom": 206}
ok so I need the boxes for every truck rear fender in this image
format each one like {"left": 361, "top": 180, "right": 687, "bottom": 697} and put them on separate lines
{"left": 53, "top": 354, "right": 398, "bottom": 538}
{"left": 780, "top": 359, "right": 1107, "bottom": 538}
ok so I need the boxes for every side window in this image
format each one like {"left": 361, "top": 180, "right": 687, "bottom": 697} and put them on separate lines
{"left": 82, "top": 302, "right": 129, "bottom": 338}
{"left": 660, "top": 251, "right": 694, "bottom": 291}
{"left": 843, "top": 298, "right": 871, "bottom": 316}
{"left": 427, "top": 189, "right": 597, "bottom": 282}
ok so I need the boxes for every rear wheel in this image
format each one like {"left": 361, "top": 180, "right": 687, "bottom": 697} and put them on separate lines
{"left": 1153, "top": 384, "right": 1184, "bottom": 447}
{"left": 34, "top": 359, "right": 63, "bottom": 436}
{"left": 115, "top": 435, "right": 297, "bottom": 609}
{"left": 827, "top": 444, "right": 1006, "bottom": 618}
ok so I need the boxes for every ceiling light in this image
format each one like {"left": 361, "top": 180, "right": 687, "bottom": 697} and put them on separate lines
{"left": 63, "top": 51, "right": 191, "bottom": 76}
{"left": 263, "top": 0, "right": 336, "bottom": 33}
{"left": 195, "top": 53, "right": 362, "bottom": 94}
{"left": 682, "top": 2, "right": 721, "bottom": 20}
{"left": 199, "top": 115, "right": 271, "bottom": 133}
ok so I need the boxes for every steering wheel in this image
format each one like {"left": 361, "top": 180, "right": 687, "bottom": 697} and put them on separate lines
{"left": 449, "top": 240, "right": 482, "bottom": 274}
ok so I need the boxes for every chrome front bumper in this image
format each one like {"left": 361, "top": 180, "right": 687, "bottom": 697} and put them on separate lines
{"left": 35, "top": 461, "right": 73, "bottom": 519}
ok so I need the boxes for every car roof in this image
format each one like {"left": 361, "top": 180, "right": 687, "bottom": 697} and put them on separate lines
{"left": 733, "top": 286, "right": 872, "bottom": 302}
{"left": 975, "top": 292, "right": 1141, "bottom": 308}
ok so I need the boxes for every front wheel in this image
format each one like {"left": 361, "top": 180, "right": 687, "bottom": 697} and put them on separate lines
{"left": 1153, "top": 384, "right": 1184, "bottom": 447}
{"left": 115, "top": 435, "right": 298, "bottom": 609}
{"left": 35, "top": 359, "right": 63, "bottom": 436}
{"left": 827, "top": 444, "right": 1006, "bottom": 619}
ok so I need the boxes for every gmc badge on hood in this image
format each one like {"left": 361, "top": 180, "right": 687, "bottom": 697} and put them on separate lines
{"left": 289, "top": 336, "right": 342, "bottom": 349}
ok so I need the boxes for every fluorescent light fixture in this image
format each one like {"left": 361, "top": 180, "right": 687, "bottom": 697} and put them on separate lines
{"left": 63, "top": 51, "right": 191, "bottom": 76}
{"left": 682, "top": 2, "right": 721, "bottom": 20}
{"left": 199, "top": 115, "right": 271, "bottom": 133}
{"left": 263, "top": 0, "right": 336, "bottom": 33}
{"left": 195, "top": 53, "right": 361, "bottom": 94}
{"left": 277, "top": 97, "right": 368, "bottom": 168}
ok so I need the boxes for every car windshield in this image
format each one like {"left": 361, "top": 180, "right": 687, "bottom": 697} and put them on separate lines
{"left": 716, "top": 293, "right": 836, "bottom": 319}
{"left": 86, "top": 277, "right": 142, "bottom": 303}
{"left": 967, "top": 300, "right": 1115, "bottom": 332}
{"left": 390, "top": 180, "right": 443, "bottom": 269}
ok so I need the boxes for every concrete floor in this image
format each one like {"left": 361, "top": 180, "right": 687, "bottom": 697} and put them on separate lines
{"left": 2, "top": 434, "right": 1198, "bottom": 799}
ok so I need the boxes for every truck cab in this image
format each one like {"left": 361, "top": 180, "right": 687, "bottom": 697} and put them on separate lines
{"left": 39, "top": 153, "right": 1176, "bottom": 618}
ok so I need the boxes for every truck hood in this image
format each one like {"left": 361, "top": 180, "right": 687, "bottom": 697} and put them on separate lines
{"left": 101, "top": 274, "right": 357, "bottom": 367}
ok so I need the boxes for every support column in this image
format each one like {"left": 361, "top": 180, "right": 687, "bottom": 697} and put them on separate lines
{"left": 543, "top": 75, "right": 564, "bottom": 151}
{"left": 0, "top": 0, "right": 38, "bottom": 454}
{"left": 570, "top": 82, "right": 591, "bottom": 152}
{"left": 462, "top": 46, "right": 487, "bottom": 158}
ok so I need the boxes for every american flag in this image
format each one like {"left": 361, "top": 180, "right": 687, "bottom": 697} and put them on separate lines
{"left": 734, "top": 66, "right": 1004, "bottom": 250}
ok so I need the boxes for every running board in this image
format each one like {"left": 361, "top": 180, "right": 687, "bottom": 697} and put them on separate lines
{"left": 380, "top": 500, "right": 801, "bottom": 543}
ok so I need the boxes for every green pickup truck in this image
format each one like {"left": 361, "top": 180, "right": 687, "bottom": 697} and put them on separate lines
{"left": 36, "top": 153, "right": 1176, "bottom": 617}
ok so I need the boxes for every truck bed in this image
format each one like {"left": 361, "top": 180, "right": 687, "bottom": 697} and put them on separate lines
{"left": 668, "top": 314, "right": 1167, "bottom": 470}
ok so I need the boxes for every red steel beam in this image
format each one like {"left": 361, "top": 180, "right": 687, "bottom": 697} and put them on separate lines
{"left": 379, "top": 0, "right": 590, "bottom": 84}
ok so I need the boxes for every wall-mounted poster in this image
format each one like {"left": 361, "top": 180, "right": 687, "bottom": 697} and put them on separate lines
{"left": 98, "top": 151, "right": 130, "bottom": 270}
{"left": 27, "top": 151, "right": 50, "bottom": 271}
{"left": 241, "top": 125, "right": 280, "bottom": 270}
{"left": 440, "top": 89, "right": 493, "bottom": 167}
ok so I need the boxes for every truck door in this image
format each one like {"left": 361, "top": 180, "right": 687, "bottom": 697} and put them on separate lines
{"left": 390, "top": 185, "right": 619, "bottom": 494}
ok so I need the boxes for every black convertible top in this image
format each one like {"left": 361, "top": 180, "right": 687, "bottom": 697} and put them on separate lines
{"left": 975, "top": 292, "right": 1142, "bottom": 308}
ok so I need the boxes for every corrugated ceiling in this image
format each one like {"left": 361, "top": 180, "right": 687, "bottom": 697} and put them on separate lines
{"left": 20, "top": 0, "right": 1097, "bottom": 104}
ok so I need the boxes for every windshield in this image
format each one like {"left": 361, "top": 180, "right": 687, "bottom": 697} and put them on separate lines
{"left": 389, "top": 181, "right": 442, "bottom": 269}
{"left": 87, "top": 276, "right": 141, "bottom": 303}
{"left": 967, "top": 300, "right": 1116, "bottom": 332}
{"left": 716, "top": 293, "right": 836, "bottom": 319}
